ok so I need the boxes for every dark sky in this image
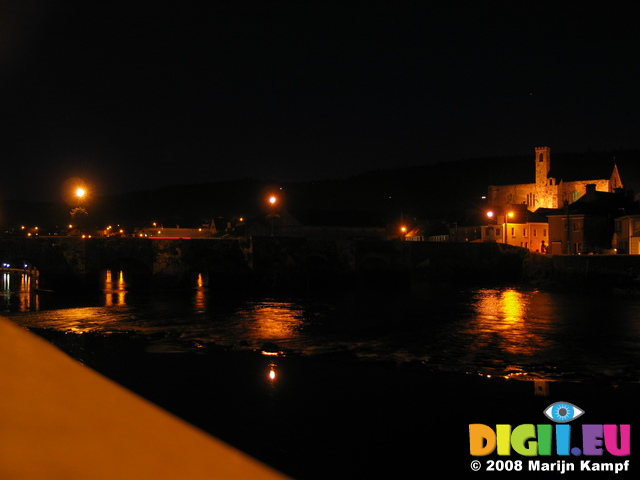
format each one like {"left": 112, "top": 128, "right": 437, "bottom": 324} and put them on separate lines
{"left": 1, "top": 1, "right": 639, "bottom": 202}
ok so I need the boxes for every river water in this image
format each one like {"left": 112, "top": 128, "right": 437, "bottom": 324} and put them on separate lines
{"left": 2, "top": 269, "right": 639, "bottom": 478}
{"left": 4, "top": 270, "right": 640, "bottom": 383}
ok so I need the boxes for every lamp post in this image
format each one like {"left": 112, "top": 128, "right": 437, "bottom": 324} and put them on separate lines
{"left": 70, "top": 186, "right": 89, "bottom": 235}
{"left": 503, "top": 211, "right": 514, "bottom": 245}
{"left": 487, "top": 210, "right": 514, "bottom": 245}
{"left": 267, "top": 195, "right": 278, "bottom": 237}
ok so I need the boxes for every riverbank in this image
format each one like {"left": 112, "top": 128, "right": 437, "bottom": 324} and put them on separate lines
{"left": 524, "top": 252, "right": 640, "bottom": 292}
{"left": 31, "top": 326, "right": 639, "bottom": 479}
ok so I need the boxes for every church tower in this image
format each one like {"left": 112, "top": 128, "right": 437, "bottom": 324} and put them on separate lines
{"left": 535, "top": 146, "right": 551, "bottom": 186}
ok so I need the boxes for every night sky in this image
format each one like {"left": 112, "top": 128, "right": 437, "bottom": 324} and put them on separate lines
{"left": 1, "top": 2, "right": 639, "bottom": 202}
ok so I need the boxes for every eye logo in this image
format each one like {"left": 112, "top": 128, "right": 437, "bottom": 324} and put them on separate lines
{"left": 543, "top": 402, "right": 584, "bottom": 423}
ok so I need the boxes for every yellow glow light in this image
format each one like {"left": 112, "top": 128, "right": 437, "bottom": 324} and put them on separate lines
{"left": 487, "top": 211, "right": 494, "bottom": 218}
{"left": 269, "top": 196, "right": 277, "bottom": 205}
{"left": 261, "top": 351, "right": 280, "bottom": 356}
{"left": 76, "top": 188, "right": 86, "bottom": 198}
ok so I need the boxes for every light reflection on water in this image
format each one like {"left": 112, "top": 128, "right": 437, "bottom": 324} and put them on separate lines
{"left": 1, "top": 271, "right": 39, "bottom": 312}
{"left": 104, "top": 269, "right": 127, "bottom": 306}
{"left": 3, "top": 270, "right": 640, "bottom": 383}
{"left": 468, "top": 288, "right": 545, "bottom": 358}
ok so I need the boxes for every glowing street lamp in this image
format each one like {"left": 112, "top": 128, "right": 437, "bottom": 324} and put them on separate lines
{"left": 70, "top": 185, "right": 89, "bottom": 235}
{"left": 487, "top": 210, "right": 514, "bottom": 244}
{"left": 266, "top": 195, "right": 279, "bottom": 237}
{"left": 505, "top": 212, "right": 514, "bottom": 245}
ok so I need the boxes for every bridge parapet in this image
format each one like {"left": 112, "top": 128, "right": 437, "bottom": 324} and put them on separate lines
{"left": 0, "top": 237, "right": 526, "bottom": 292}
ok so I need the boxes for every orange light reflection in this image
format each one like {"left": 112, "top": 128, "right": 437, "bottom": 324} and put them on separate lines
{"left": 104, "top": 269, "right": 127, "bottom": 306}
{"left": 193, "top": 273, "right": 207, "bottom": 314}
{"left": 1, "top": 272, "right": 39, "bottom": 311}
{"left": 470, "top": 288, "right": 549, "bottom": 364}
{"left": 243, "top": 302, "right": 303, "bottom": 345}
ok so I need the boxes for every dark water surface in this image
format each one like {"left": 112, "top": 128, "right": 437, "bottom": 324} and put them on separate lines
{"left": 3, "top": 270, "right": 639, "bottom": 478}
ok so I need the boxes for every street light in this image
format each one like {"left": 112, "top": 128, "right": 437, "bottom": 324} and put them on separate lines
{"left": 487, "top": 210, "right": 514, "bottom": 245}
{"left": 267, "top": 195, "right": 279, "bottom": 237}
{"left": 505, "top": 211, "right": 514, "bottom": 244}
{"left": 70, "top": 185, "right": 89, "bottom": 235}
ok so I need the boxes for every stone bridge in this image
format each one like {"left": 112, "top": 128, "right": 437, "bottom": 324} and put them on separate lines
{"left": 0, "top": 237, "right": 527, "bottom": 293}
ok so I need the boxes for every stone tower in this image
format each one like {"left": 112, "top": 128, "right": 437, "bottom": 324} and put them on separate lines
{"left": 535, "top": 146, "right": 551, "bottom": 186}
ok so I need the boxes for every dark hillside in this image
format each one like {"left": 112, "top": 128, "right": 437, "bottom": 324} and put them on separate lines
{"left": 3, "top": 149, "right": 639, "bottom": 231}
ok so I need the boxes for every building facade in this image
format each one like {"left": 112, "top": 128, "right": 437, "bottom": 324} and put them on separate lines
{"left": 488, "top": 147, "right": 623, "bottom": 210}
{"left": 482, "top": 205, "right": 549, "bottom": 252}
{"left": 614, "top": 215, "right": 640, "bottom": 254}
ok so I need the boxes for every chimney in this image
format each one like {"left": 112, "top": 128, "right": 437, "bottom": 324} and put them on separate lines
{"left": 585, "top": 184, "right": 596, "bottom": 195}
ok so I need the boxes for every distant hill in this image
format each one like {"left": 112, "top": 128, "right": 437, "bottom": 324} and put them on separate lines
{"left": 3, "top": 149, "right": 640, "bottom": 231}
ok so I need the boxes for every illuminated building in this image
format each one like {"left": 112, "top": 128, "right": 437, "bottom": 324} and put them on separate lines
{"left": 482, "top": 205, "right": 549, "bottom": 252}
{"left": 487, "top": 147, "right": 623, "bottom": 210}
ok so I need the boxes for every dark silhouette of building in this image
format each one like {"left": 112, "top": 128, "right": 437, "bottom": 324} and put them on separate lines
{"left": 546, "top": 184, "right": 632, "bottom": 254}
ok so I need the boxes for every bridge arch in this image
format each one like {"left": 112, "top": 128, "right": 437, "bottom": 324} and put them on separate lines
{"left": 99, "top": 257, "right": 154, "bottom": 291}
{"left": 358, "top": 254, "right": 392, "bottom": 273}
{"left": 303, "top": 254, "right": 331, "bottom": 273}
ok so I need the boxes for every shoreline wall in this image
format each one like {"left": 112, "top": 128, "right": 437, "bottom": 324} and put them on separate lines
{"left": 523, "top": 252, "right": 640, "bottom": 291}
{"left": 7, "top": 236, "right": 640, "bottom": 293}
